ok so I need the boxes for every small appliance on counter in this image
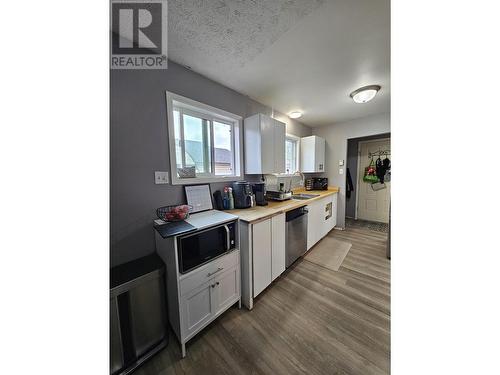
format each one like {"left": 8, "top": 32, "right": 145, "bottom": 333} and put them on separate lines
{"left": 265, "top": 190, "right": 292, "bottom": 201}
{"left": 305, "top": 177, "right": 328, "bottom": 191}
{"left": 232, "top": 181, "right": 253, "bottom": 208}
{"left": 252, "top": 182, "right": 268, "bottom": 206}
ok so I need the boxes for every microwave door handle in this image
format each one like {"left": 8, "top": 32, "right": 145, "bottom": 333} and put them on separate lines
{"left": 224, "top": 225, "right": 230, "bottom": 250}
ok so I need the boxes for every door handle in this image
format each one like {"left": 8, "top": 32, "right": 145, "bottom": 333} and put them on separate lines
{"left": 224, "top": 225, "right": 231, "bottom": 250}
{"left": 207, "top": 267, "right": 223, "bottom": 277}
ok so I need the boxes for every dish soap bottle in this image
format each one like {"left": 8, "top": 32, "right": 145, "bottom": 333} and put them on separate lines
{"left": 228, "top": 187, "right": 234, "bottom": 210}
{"left": 222, "top": 187, "right": 229, "bottom": 210}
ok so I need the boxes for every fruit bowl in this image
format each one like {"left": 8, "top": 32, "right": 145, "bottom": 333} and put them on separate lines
{"left": 156, "top": 205, "right": 192, "bottom": 222}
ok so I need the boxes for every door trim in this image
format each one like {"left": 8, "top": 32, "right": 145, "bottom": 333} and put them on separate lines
{"left": 355, "top": 138, "right": 391, "bottom": 221}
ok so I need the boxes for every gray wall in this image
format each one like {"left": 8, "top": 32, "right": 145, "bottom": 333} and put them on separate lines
{"left": 111, "top": 61, "right": 311, "bottom": 266}
{"left": 345, "top": 133, "right": 391, "bottom": 218}
{"left": 312, "top": 113, "right": 391, "bottom": 228}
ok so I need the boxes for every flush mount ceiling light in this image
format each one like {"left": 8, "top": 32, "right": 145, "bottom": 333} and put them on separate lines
{"left": 289, "top": 111, "right": 303, "bottom": 119}
{"left": 350, "top": 85, "right": 381, "bottom": 104}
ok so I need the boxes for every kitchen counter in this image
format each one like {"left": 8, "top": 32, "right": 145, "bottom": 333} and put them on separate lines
{"left": 226, "top": 187, "right": 339, "bottom": 223}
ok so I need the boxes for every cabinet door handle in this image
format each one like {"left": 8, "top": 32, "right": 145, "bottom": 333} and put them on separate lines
{"left": 207, "top": 267, "right": 223, "bottom": 277}
{"left": 224, "top": 225, "right": 231, "bottom": 250}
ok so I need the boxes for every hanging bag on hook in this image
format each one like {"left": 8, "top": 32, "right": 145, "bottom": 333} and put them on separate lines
{"left": 383, "top": 154, "right": 391, "bottom": 182}
{"left": 363, "top": 157, "right": 379, "bottom": 183}
{"left": 376, "top": 156, "right": 386, "bottom": 183}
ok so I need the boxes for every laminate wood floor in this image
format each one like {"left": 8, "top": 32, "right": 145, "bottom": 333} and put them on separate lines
{"left": 136, "top": 226, "right": 390, "bottom": 375}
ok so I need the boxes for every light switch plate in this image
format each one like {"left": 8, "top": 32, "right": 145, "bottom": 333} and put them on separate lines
{"left": 154, "top": 171, "right": 169, "bottom": 184}
{"left": 339, "top": 159, "right": 344, "bottom": 166}
{"left": 339, "top": 168, "right": 344, "bottom": 175}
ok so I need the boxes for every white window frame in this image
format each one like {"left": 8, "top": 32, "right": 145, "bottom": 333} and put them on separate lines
{"left": 166, "top": 91, "right": 243, "bottom": 185}
{"left": 281, "top": 133, "right": 301, "bottom": 175}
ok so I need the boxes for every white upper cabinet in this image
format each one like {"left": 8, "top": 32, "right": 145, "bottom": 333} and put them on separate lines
{"left": 300, "top": 135, "right": 326, "bottom": 173}
{"left": 244, "top": 114, "right": 286, "bottom": 174}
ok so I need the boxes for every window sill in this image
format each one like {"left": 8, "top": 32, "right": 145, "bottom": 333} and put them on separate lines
{"left": 170, "top": 175, "right": 244, "bottom": 185}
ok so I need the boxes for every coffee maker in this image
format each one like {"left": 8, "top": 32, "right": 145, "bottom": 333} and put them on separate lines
{"left": 252, "top": 182, "right": 268, "bottom": 206}
{"left": 232, "top": 181, "right": 253, "bottom": 208}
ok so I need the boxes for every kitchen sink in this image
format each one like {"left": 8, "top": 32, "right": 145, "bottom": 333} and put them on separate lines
{"left": 291, "top": 193, "right": 320, "bottom": 200}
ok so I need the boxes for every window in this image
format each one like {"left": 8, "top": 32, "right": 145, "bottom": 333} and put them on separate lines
{"left": 285, "top": 135, "right": 300, "bottom": 174}
{"left": 166, "top": 92, "right": 242, "bottom": 184}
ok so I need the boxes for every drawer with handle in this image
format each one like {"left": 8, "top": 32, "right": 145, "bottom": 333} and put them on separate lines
{"left": 179, "top": 250, "right": 239, "bottom": 296}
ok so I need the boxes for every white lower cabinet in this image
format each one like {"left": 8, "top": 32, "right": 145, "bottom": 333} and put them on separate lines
{"left": 181, "top": 280, "right": 213, "bottom": 338}
{"left": 156, "top": 242, "right": 241, "bottom": 359}
{"left": 180, "top": 263, "right": 240, "bottom": 341}
{"left": 271, "top": 213, "right": 286, "bottom": 281}
{"left": 213, "top": 265, "right": 240, "bottom": 315}
{"left": 252, "top": 218, "right": 272, "bottom": 297}
{"left": 252, "top": 213, "right": 286, "bottom": 296}
{"left": 241, "top": 213, "right": 286, "bottom": 308}
{"left": 307, "top": 193, "right": 338, "bottom": 250}
{"left": 307, "top": 199, "right": 322, "bottom": 250}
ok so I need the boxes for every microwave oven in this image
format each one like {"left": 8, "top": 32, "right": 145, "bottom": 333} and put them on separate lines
{"left": 177, "top": 220, "right": 237, "bottom": 274}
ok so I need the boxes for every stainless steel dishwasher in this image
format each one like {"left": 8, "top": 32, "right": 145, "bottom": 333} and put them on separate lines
{"left": 285, "top": 206, "right": 308, "bottom": 267}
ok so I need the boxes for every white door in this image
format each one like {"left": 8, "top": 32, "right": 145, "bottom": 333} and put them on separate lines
{"left": 252, "top": 218, "right": 272, "bottom": 297}
{"left": 180, "top": 280, "right": 213, "bottom": 338}
{"left": 306, "top": 199, "right": 322, "bottom": 250}
{"left": 357, "top": 139, "right": 391, "bottom": 223}
{"left": 213, "top": 265, "right": 240, "bottom": 316}
{"left": 271, "top": 213, "right": 286, "bottom": 280}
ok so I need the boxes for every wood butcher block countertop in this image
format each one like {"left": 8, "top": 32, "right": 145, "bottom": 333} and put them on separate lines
{"left": 226, "top": 187, "right": 339, "bottom": 223}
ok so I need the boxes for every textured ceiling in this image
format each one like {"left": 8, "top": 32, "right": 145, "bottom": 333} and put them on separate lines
{"left": 168, "top": 0, "right": 326, "bottom": 69}
{"left": 167, "top": 0, "right": 390, "bottom": 127}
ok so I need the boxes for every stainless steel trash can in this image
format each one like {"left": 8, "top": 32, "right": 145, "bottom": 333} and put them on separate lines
{"left": 110, "top": 254, "right": 168, "bottom": 375}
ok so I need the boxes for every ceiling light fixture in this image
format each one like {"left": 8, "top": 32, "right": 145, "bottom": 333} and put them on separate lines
{"left": 289, "top": 111, "right": 303, "bottom": 119}
{"left": 350, "top": 85, "right": 381, "bottom": 104}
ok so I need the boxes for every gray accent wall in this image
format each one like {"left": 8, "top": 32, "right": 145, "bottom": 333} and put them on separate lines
{"left": 111, "top": 61, "right": 311, "bottom": 266}
{"left": 312, "top": 113, "right": 391, "bottom": 229}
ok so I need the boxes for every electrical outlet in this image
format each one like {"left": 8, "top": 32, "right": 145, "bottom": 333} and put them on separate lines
{"left": 339, "top": 168, "right": 344, "bottom": 175}
{"left": 339, "top": 159, "right": 344, "bottom": 166}
{"left": 154, "top": 171, "right": 169, "bottom": 184}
